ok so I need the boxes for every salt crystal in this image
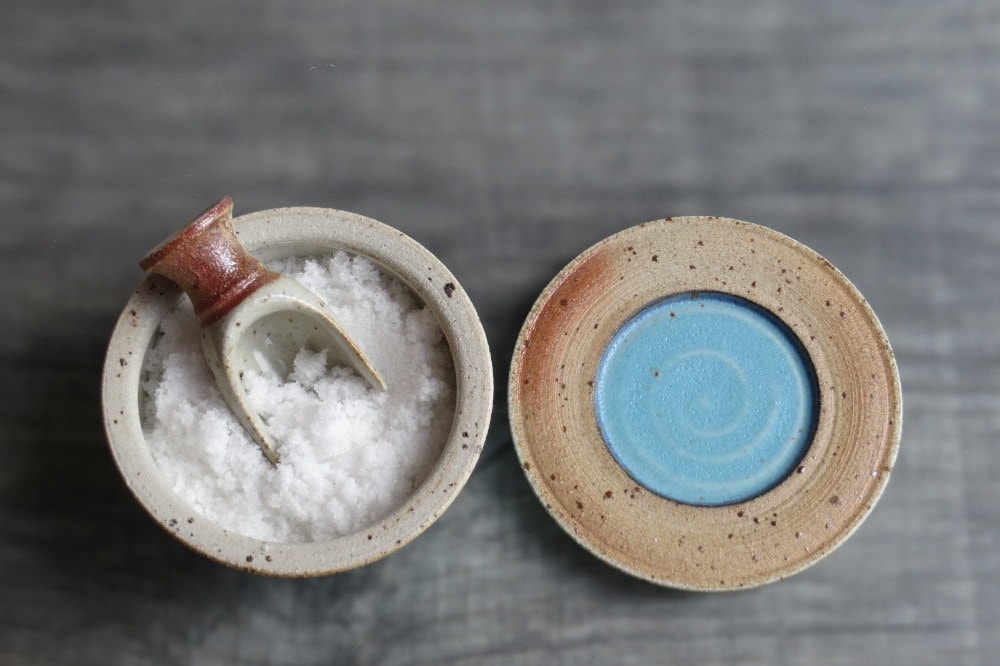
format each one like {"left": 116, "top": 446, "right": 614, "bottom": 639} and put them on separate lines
{"left": 141, "top": 252, "right": 456, "bottom": 543}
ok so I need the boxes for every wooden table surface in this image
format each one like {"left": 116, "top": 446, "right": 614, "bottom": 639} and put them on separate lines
{"left": 2, "top": 1, "right": 997, "bottom": 664}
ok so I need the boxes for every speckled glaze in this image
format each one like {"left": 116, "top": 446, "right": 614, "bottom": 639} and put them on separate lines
{"left": 103, "top": 203, "right": 493, "bottom": 576}
{"left": 508, "top": 217, "right": 902, "bottom": 591}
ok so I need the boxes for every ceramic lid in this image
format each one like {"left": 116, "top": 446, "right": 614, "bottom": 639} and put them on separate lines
{"left": 508, "top": 216, "right": 901, "bottom": 591}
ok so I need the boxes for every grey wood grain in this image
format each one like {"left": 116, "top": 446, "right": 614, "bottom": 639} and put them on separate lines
{"left": 2, "top": 0, "right": 997, "bottom": 664}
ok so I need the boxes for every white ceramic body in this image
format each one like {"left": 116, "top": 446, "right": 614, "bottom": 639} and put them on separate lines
{"left": 103, "top": 206, "right": 493, "bottom": 576}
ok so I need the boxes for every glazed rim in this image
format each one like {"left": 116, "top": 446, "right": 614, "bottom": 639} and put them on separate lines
{"left": 508, "top": 217, "right": 901, "bottom": 591}
{"left": 102, "top": 206, "right": 493, "bottom": 576}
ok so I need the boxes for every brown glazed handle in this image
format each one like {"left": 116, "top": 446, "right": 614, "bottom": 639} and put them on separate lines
{"left": 140, "top": 197, "right": 279, "bottom": 326}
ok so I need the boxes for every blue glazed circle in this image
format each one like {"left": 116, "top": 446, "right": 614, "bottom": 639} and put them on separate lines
{"left": 594, "top": 292, "right": 818, "bottom": 506}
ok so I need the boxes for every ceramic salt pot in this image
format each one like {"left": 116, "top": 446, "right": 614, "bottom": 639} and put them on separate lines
{"left": 102, "top": 199, "right": 493, "bottom": 576}
{"left": 509, "top": 217, "right": 901, "bottom": 591}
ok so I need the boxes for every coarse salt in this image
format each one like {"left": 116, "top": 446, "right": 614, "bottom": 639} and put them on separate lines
{"left": 141, "top": 252, "right": 455, "bottom": 543}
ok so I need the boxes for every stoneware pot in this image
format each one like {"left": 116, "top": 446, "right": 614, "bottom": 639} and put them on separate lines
{"left": 102, "top": 201, "right": 493, "bottom": 576}
{"left": 508, "top": 216, "right": 901, "bottom": 591}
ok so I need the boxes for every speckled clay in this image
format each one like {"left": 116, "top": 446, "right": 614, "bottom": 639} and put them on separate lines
{"left": 102, "top": 203, "right": 493, "bottom": 576}
{"left": 508, "top": 216, "right": 901, "bottom": 591}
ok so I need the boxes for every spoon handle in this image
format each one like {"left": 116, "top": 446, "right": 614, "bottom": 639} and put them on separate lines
{"left": 140, "top": 196, "right": 279, "bottom": 326}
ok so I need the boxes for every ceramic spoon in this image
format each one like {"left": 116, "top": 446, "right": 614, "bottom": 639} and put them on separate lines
{"left": 140, "top": 196, "right": 386, "bottom": 464}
